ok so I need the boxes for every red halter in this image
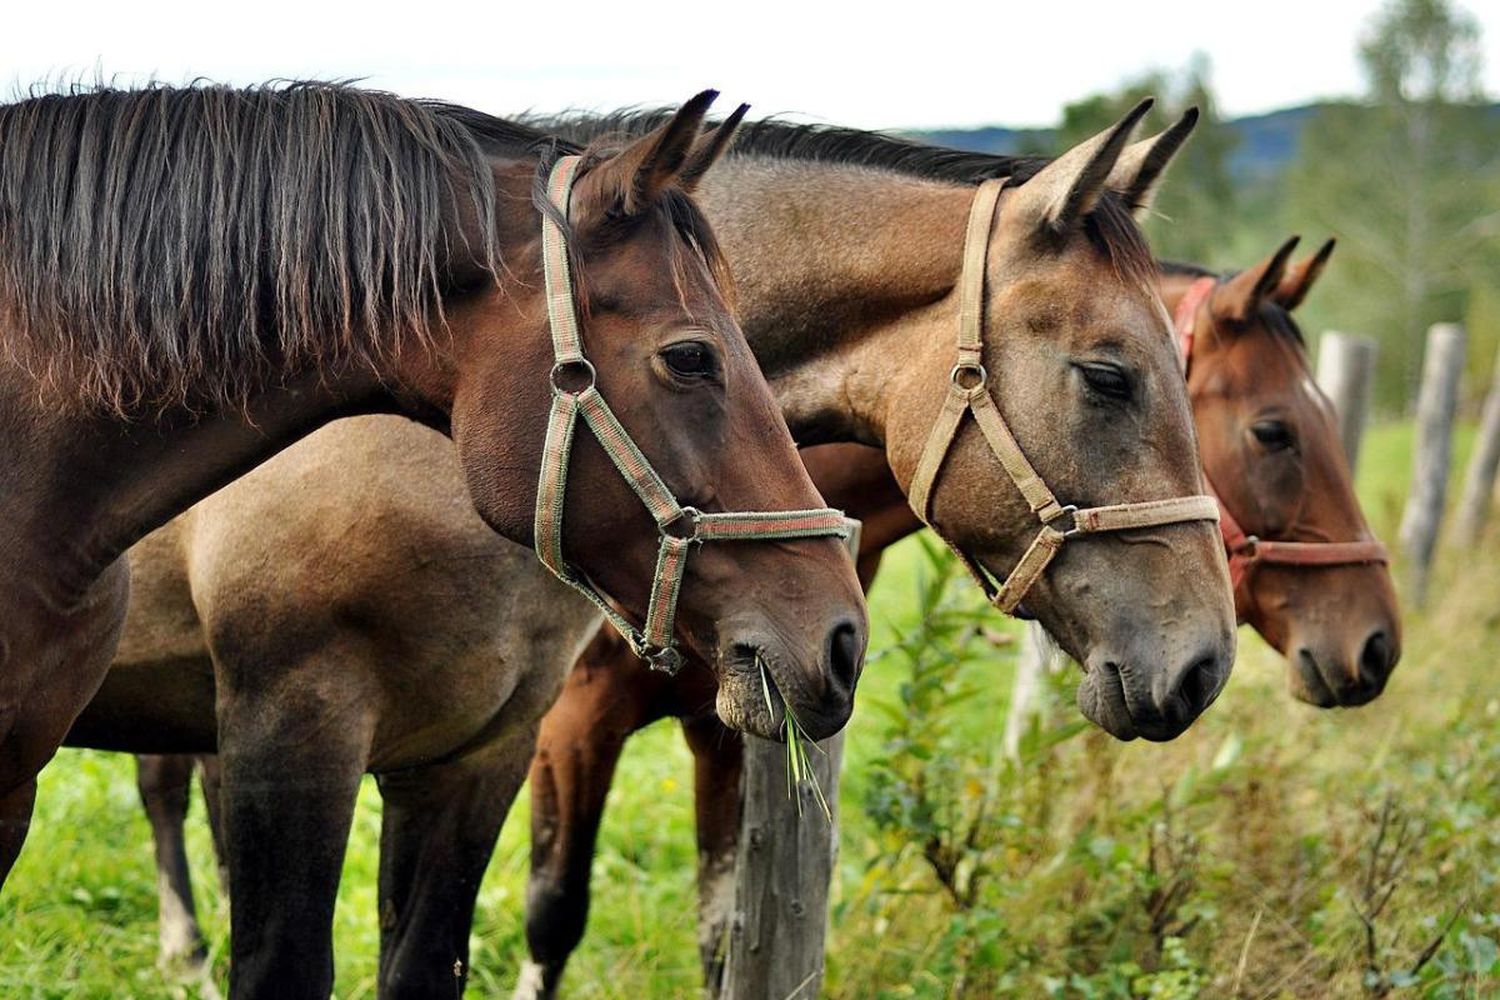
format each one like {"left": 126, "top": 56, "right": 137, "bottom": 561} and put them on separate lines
{"left": 1174, "top": 277, "right": 1389, "bottom": 597}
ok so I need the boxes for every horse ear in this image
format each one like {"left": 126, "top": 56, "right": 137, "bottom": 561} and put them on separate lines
{"left": 1007, "top": 98, "right": 1154, "bottom": 239}
{"left": 1211, "top": 236, "right": 1301, "bottom": 326}
{"left": 580, "top": 89, "right": 719, "bottom": 216}
{"left": 1273, "top": 237, "right": 1336, "bottom": 310}
{"left": 678, "top": 103, "right": 749, "bottom": 193}
{"left": 1105, "top": 107, "right": 1198, "bottom": 219}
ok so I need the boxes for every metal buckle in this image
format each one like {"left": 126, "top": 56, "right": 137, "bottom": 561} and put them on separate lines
{"left": 1042, "top": 504, "right": 1082, "bottom": 538}
{"left": 644, "top": 644, "right": 684, "bottom": 675}
{"left": 1238, "top": 535, "right": 1261, "bottom": 559}
{"left": 549, "top": 358, "right": 597, "bottom": 396}
{"left": 662, "top": 505, "right": 702, "bottom": 542}
{"left": 949, "top": 361, "right": 988, "bottom": 391}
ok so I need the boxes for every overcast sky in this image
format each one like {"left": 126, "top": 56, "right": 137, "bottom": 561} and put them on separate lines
{"left": 5, "top": 0, "right": 1496, "bottom": 130}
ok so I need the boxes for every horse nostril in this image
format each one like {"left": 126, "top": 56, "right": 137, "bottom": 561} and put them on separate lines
{"left": 825, "top": 619, "right": 864, "bottom": 696}
{"left": 1358, "top": 631, "right": 1393, "bottom": 686}
{"left": 1165, "top": 654, "right": 1223, "bottom": 723}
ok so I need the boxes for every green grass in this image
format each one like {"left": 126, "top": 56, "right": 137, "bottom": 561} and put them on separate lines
{"left": 2, "top": 421, "right": 1497, "bottom": 998}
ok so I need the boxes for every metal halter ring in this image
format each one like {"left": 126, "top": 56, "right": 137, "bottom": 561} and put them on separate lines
{"left": 644, "top": 644, "right": 686, "bottom": 674}
{"left": 549, "top": 358, "right": 598, "bottom": 396}
{"left": 1238, "top": 535, "right": 1261, "bottom": 559}
{"left": 950, "top": 362, "right": 988, "bottom": 390}
{"left": 1042, "top": 503, "right": 1083, "bottom": 538}
{"left": 662, "top": 505, "right": 702, "bottom": 542}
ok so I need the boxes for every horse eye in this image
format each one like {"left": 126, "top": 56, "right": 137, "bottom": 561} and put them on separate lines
{"left": 1251, "top": 420, "right": 1295, "bottom": 451}
{"left": 1075, "top": 362, "right": 1132, "bottom": 401}
{"left": 661, "top": 342, "right": 717, "bottom": 380}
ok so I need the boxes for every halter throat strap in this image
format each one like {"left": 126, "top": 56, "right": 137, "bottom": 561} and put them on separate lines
{"left": 1174, "top": 275, "right": 1389, "bottom": 599}
{"left": 907, "top": 179, "right": 1219, "bottom": 615}
{"left": 533, "top": 156, "right": 851, "bottom": 673}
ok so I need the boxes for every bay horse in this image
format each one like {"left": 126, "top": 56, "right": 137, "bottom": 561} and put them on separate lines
{"left": 71, "top": 103, "right": 1237, "bottom": 993}
{"left": 522, "top": 237, "right": 1403, "bottom": 997}
{"left": 0, "top": 82, "right": 874, "bottom": 995}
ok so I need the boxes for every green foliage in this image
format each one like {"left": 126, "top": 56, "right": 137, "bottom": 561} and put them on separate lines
{"left": 1284, "top": 0, "right": 1499, "bottom": 410}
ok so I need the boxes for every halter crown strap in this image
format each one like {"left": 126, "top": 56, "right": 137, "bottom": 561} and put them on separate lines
{"left": 533, "top": 156, "right": 851, "bottom": 673}
{"left": 1173, "top": 275, "right": 1389, "bottom": 600}
{"left": 908, "top": 179, "right": 1220, "bottom": 615}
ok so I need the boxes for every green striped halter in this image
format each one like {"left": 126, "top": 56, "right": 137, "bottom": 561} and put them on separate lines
{"left": 533, "top": 155, "right": 852, "bottom": 676}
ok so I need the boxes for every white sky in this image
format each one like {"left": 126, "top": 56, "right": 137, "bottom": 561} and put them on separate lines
{"left": 4, "top": 0, "right": 1497, "bottom": 129}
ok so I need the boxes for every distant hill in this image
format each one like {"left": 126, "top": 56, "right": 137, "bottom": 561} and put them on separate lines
{"left": 907, "top": 103, "right": 1498, "bottom": 183}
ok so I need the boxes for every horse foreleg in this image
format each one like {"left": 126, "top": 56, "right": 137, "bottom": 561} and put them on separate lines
{"left": 374, "top": 723, "right": 537, "bottom": 999}
{"left": 136, "top": 754, "right": 209, "bottom": 971}
{"left": 197, "top": 753, "right": 230, "bottom": 895}
{"left": 0, "top": 559, "right": 130, "bottom": 886}
{"left": 217, "top": 677, "right": 372, "bottom": 1000}
{"left": 680, "top": 713, "right": 744, "bottom": 994}
{"left": 519, "top": 635, "right": 667, "bottom": 1000}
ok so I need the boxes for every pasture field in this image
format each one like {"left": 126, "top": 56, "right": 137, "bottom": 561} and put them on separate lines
{"left": 1, "top": 421, "right": 1496, "bottom": 998}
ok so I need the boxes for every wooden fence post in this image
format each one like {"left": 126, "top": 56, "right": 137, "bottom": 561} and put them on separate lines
{"left": 1002, "top": 622, "right": 1059, "bottom": 763}
{"left": 718, "top": 731, "right": 844, "bottom": 1000}
{"left": 1398, "top": 323, "right": 1466, "bottom": 605}
{"left": 1454, "top": 340, "right": 1500, "bottom": 545}
{"left": 1315, "top": 331, "right": 1378, "bottom": 471}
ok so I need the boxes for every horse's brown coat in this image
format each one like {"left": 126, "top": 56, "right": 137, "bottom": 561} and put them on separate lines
{"left": 73, "top": 108, "right": 1236, "bottom": 993}
{"left": 0, "top": 85, "right": 870, "bottom": 999}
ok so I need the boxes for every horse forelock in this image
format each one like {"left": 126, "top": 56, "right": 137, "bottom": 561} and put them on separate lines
{"left": 0, "top": 81, "right": 532, "bottom": 415}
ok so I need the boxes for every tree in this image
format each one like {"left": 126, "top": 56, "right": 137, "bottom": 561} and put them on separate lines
{"left": 1286, "top": 0, "right": 1499, "bottom": 410}
{"left": 1051, "top": 56, "right": 1240, "bottom": 265}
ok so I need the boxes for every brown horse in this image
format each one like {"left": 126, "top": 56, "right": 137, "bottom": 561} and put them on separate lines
{"left": 522, "top": 237, "right": 1402, "bottom": 996}
{"left": 0, "top": 83, "right": 873, "bottom": 995}
{"left": 69, "top": 104, "right": 1236, "bottom": 993}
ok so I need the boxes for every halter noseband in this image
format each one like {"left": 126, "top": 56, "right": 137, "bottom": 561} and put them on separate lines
{"left": 907, "top": 178, "right": 1220, "bottom": 615}
{"left": 1175, "top": 276, "right": 1389, "bottom": 598}
{"left": 534, "top": 156, "right": 852, "bottom": 675}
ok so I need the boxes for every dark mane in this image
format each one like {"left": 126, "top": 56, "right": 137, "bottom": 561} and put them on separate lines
{"left": 1160, "top": 261, "right": 1307, "bottom": 348}
{"left": 0, "top": 82, "right": 550, "bottom": 413}
{"left": 1158, "top": 259, "right": 1218, "bottom": 279}
{"left": 532, "top": 109, "right": 1156, "bottom": 290}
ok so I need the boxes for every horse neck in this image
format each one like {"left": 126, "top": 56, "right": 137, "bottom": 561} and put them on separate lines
{"left": 0, "top": 365, "right": 409, "bottom": 609}
{"left": 694, "top": 158, "right": 971, "bottom": 444}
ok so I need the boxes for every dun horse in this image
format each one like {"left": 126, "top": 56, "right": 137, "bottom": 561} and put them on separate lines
{"left": 0, "top": 83, "right": 873, "bottom": 996}
{"left": 66, "top": 103, "right": 1238, "bottom": 992}
{"left": 521, "top": 235, "right": 1402, "bottom": 997}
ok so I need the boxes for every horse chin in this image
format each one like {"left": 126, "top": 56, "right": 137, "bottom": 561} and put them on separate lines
{"left": 714, "top": 653, "right": 786, "bottom": 741}
{"left": 1076, "top": 667, "right": 1138, "bottom": 742}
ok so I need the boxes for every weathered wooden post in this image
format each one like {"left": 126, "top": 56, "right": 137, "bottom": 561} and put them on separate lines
{"left": 717, "top": 522, "right": 860, "bottom": 1000}
{"left": 1002, "top": 622, "right": 1059, "bottom": 762}
{"left": 718, "top": 732, "right": 843, "bottom": 1000}
{"left": 1454, "top": 340, "right": 1500, "bottom": 544}
{"left": 1315, "top": 331, "right": 1378, "bottom": 471}
{"left": 1398, "top": 323, "right": 1466, "bottom": 605}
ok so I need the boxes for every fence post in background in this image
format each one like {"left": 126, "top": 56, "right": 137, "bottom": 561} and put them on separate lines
{"left": 719, "top": 731, "right": 844, "bottom": 1000}
{"left": 1398, "top": 323, "right": 1466, "bottom": 605}
{"left": 1002, "top": 622, "right": 1059, "bottom": 762}
{"left": 1315, "top": 331, "right": 1378, "bottom": 471}
{"left": 1454, "top": 340, "right": 1500, "bottom": 545}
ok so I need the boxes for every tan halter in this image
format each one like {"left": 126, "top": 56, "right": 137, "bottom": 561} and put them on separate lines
{"left": 533, "top": 155, "right": 853, "bottom": 675}
{"left": 907, "top": 178, "right": 1220, "bottom": 615}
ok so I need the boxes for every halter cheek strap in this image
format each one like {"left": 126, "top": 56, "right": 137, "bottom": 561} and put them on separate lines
{"left": 1174, "top": 275, "right": 1389, "bottom": 598}
{"left": 907, "top": 178, "right": 1220, "bottom": 615}
{"left": 534, "top": 156, "right": 852, "bottom": 674}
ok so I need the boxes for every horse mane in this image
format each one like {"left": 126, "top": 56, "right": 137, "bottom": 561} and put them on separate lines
{"left": 532, "top": 109, "right": 1156, "bottom": 290}
{"left": 0, "top": 81, "right": 551, "bottom": 413}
